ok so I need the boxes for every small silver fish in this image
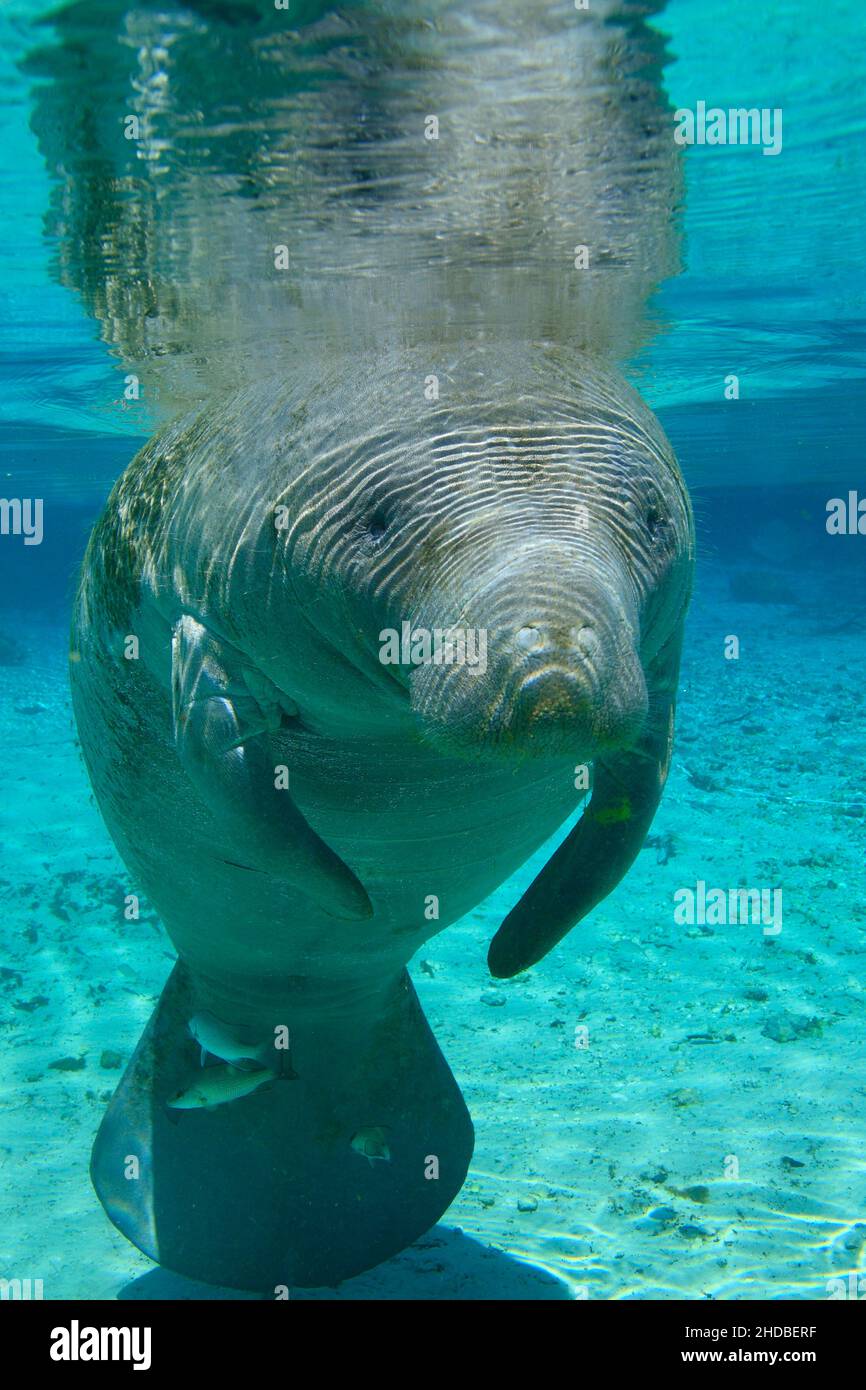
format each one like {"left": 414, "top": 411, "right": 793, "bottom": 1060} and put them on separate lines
{"left": 188, "top": 1010, "right": 279, "bottom": 1072}
{"left": 167, "top": 1063, "right": 277, "bottom": 1110}
{"left": 350, "top": 1125, "right": 391, "bottom": 1166}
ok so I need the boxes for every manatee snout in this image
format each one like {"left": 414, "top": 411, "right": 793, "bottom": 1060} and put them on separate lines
{"left": 411, "top": 551, "right": 648, "bottom": 758}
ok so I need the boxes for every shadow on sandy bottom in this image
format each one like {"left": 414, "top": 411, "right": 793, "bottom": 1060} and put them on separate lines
{"left": 118, "top": 1226, "right": 570, "bottom": 1300}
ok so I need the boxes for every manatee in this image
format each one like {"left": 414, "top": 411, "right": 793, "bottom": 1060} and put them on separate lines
{"left": 30, "top": 0, "right": 692, "bottom": 1293}
{"left": 70, "top": 342, "right": 693, "bottom": 1289}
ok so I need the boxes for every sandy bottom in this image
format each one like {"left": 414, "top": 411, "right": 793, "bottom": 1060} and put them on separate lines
{"left": 1, "top": 553, "right": 864, "bottom": 1301}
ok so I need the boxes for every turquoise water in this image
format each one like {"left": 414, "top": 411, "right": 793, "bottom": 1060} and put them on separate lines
{"left": 1, "top": 0, "right": 864, "bottom": 1300}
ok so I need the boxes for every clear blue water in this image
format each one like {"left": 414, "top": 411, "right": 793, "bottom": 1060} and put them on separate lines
{"left": 1, "top": 0, "right": 864, "bottom": 1301}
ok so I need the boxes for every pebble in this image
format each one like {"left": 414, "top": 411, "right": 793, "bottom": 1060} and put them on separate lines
{"left": 649, "top": 1205, "right": 677, "bottom": 1224}
{"left": 669, "top": 1087, "right": 701, "bottom": 1108}
{"left": 761, "top": 1012, "right": 823, "bottom": 1043}
{"left": 481, "top": 991, "right": 507, "bottom": 1007}
{"left": 680, "top": 1185, "right": 710, "bottom": 1204}
{"left": 680, "top": 1224, "right": 710, "bottom": 1240}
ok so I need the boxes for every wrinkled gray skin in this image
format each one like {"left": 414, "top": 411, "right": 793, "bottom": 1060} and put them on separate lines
{"left": 72, "top": 342, "right": 693, "bottom": 1288}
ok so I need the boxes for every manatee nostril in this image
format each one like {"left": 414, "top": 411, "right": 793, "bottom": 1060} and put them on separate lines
{"left": 573, "top": 624, "right": 600, "bottom": 658}
{"left": 516, "top": 625, "right": 545, "bottom": 652}
{"left": 518, "top": 624, "right": 600, "bottom": 658}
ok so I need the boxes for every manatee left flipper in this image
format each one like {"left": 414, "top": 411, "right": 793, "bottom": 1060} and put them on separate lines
{"left": 487, "top": 624, "right": 684, "bottom": 978}
{"left": 171, "top": 615, "right": 372, "bottom": 920}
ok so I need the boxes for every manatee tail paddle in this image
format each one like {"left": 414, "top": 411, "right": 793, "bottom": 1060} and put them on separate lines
{"left": 90, "top": 962, "right": 473, "bottom": 1291}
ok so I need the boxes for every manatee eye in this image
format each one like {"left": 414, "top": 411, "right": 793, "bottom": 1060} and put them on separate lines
{"left": 364, "top": 508, "right": 391, "bottom": 545}
{"left": 646, "top": 504, "right": 667, "bottom": 540}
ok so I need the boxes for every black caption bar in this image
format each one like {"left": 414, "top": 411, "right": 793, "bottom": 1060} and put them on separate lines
{"left": 4, "top": 1296, "right": 862, "bottom": 1376}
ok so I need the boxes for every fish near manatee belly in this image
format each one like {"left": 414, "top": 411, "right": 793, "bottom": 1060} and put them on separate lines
{"left": 167, "top": 1062, "right": 279, "bottom": 1111}
{"left": 70, "top": 343, "right": 693, "bottom": 1290}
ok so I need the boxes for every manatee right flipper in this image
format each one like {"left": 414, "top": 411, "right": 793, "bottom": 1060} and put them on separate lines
{"left": 171, "top": 614, "right": 371, "bottom": 920}
{"left": 487, "top": 624, "right": 685, "bottom": 978}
